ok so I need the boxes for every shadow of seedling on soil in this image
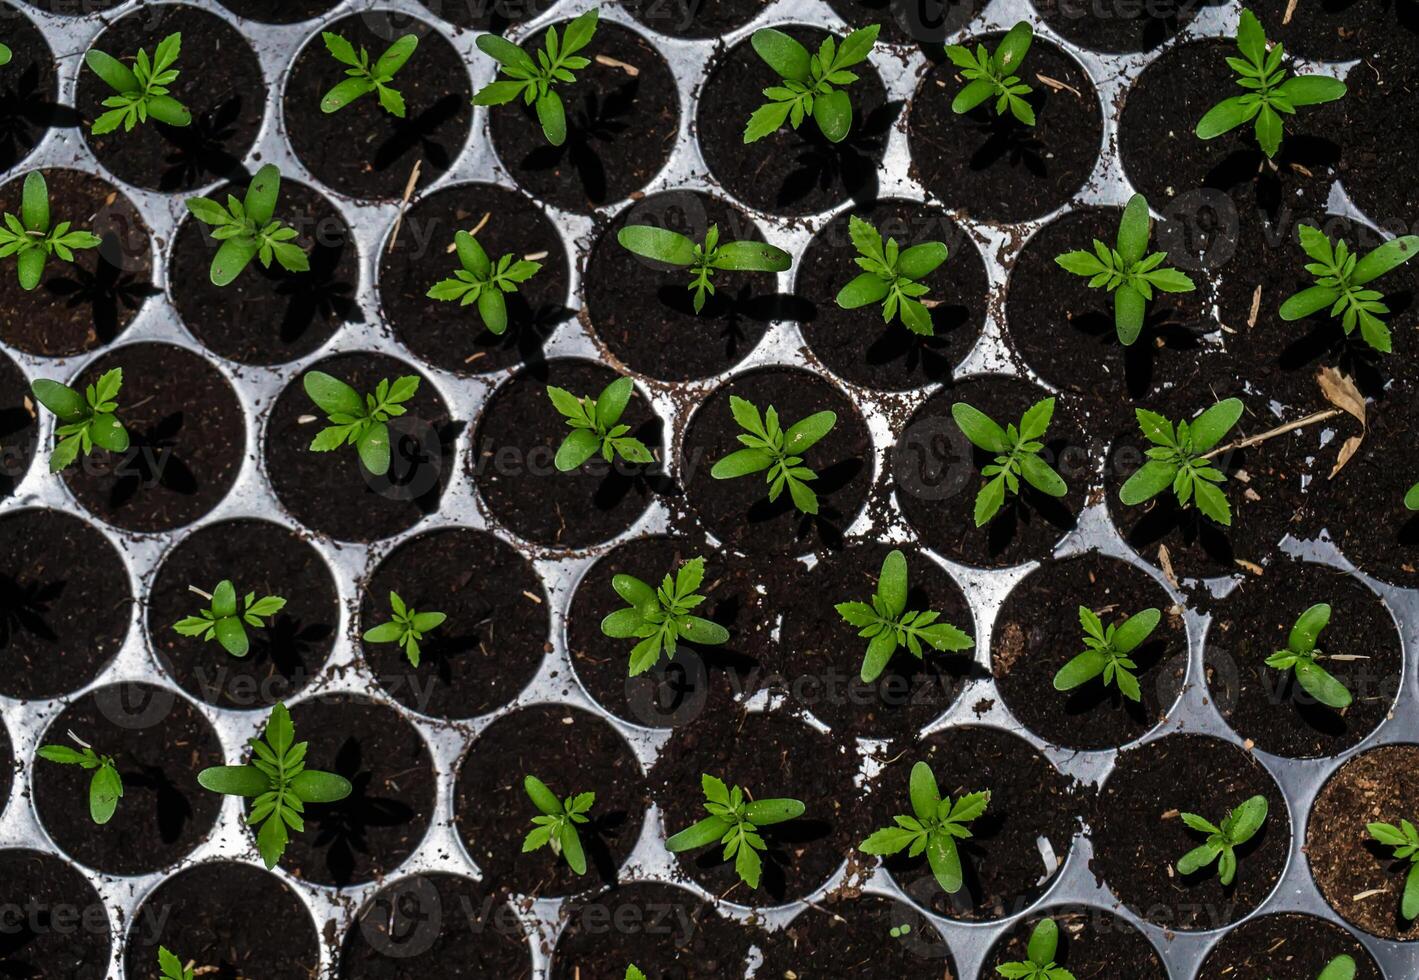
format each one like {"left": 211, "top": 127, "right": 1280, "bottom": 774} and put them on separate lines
{"left": 519, "top": 81, "right": 641, "bottom": 206}
{"left": 0, "top": 574, "right": 61, "bottom": 646}
{"left": 958, "top": 438, "right": 1078, "bottom": 554}
{"left": 157, "top": 95, "right": 252, "bottom": 192}
{"left": 1202, "top": 133, "right": 1342, "bottom": 219}
{"left": 746, "top": 456, "right": 864, "bottom": 549}
{"left": 1062, "top": 634, "right": 1169, "bottom": 722}
{"left": 966, "top": 101, "right": 1050, "bottom": 177}
{"left": 373, "top": 93, "right": 464, "bottom": 177}
{"left": 270, "top": 236, "right": 362, "bottom": 342}
{"left": 1065, "top": 303, "right": 1211, "bottom": 400}
{"left": 44, "top": 259, "right": 159, "bottom": 347}
{"left": 778, "top": 100, "right": 902, "bottom": 212}
{"left": 467, "top": 299, "right": 574, "bottom": 371}
{"left": 1280, "top": 296, "right": 1414, "bottom": 399}
{"left": 307, "top": 738, "right": 417, "bottom": 887}
{"left": 691, "top": 816, "right": 833, "bottom": 903}
{"left": 104, "top": 412, "right": 199, "bottom": 509}
{"left": 0, "top": 64, "right": 78, "bottom": 172}
{"left": 124, "top": 763, "right": 194, "bottom": 846}
{"left": 656, "top": 284, "right": 809, "bottom": 361}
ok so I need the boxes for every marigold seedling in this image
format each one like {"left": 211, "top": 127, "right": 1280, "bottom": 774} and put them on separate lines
{"left": 710, "top": 395, "right": 836, "bottom": 515}
{"left": 1366, "top": 818, "right": 1419, "bottom": 920}
{"left": 0, "top": 171, "right": 103, "bottom": 290}
{"left": 995, "top": 917, "right": 1075, "bottom": 980}
{"left": 472, "top": 9, "right": 598, "bottom": 146}
{"left": 158, "top": 946, "right": 194, "bottom": 980}
{"left": 1195, "top": 8, "right": 1346, "bottom": 159}
{"left": 946, "top": 21, "right": 1036, "bottom": 125}
{"left": 1407, "top": 482, "right": 1419, "bottom": 511}
{"left": 626, "top": 966, "right": 646, "bottom": 980}
{"left": 743, "top": 24, "right": 879, "bottom": 144}
{"left": 0, "top": 43, "right": 11, "bottom": 67}
{"left": 302, "top": 371, "right": 419, "bottom": 477}
{"left": 320, "top": 31, "right": 417, "bottom": 117}
{"left": 601, "top": 555, "right": 728, "bottom": 676}
{"left": 617, "top": 223, "right": 792, "bottom": 315}
{"left": 1053, "top": 605, "right": 1160, "bottom": 703}
{"left": 30, "top": 368, "right": 129, "bottom": 473}
{"left": 198, "top": 702, "right": 352, "bottom": 869}
{"left": 859, "top": 761, "right": 988, "bottom": 894}
{"left": 36, "top": 730, "right": 123, "bottom": 825}
{"left": 836, "top": 214, "right": 948, "bottom": 335}
{"left": 1119, "top": 397, "right": 1244, "bottom": 526}
{"left": 85, "top": 31, "right": 191, "bottom": 135}
{"left": 1176, "top": 794, "right": 1268, "bottom": 886}
{"left": 363, "top": 590, "right": 445, "bottom": 668}
{"left": 185, "top": 164, "right": 309, "bottom": 286}
{"left": 1279, "top": 225, "right": 1419, "bottom": 354}
{"left": 522, "top": 775, "right": 594, "bottom": 875}
{"left": 547, "top": 376, "right": 653, "bottom": 472}
{"left": 426, "top": 230, "right": 541, "bottom": 335}
{"left": 665, "top": 773, "right": 805, "bottom": 889}
{"left": 835, "top": 549, "right": 973, "bottom": 683}
{"left": 1264, "top": 602, "right": 1351, "bottom": 709}
{"left": 173, "top": 580, "right": 287, "bottom": 658}
{"left": 1316, "top": 955, "right": 1357, "bottom": 980}
{"left": 951, "top": 398, "right": 1068, "bottom": 526}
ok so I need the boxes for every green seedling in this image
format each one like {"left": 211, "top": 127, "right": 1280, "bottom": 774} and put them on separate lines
{"left": 302, "top": 371, "right": 419, "bottom": 477}
{"left": 625, "top": 968, "right": 646, "bottom": 980}
{"left": 617, "top": 223, "right": 792, "bottom": 314}
{"left": 85, "top": 32, "right": 191, "bottom": 134}
{"left": 1053, "top": 605, "right": 1161, "bottom": 703}
{"left": 995, "top": 917, "right": 1076, "bottom": 980}
{"left": 710, "top": 395, "right": 837, "bottom": 515}
{"left": 836, "top": 214, "right": 948, "bottom": 335}
{"left": 1265, "top": 602, "right": 1351, "bottom": 709}
{"left": 946, "top": 21, "right": 1036, "bottom": 125}
{"left": 198, "top": 702, "right": 352, "bottom": 869}
{"left": 547, "top": 376, "right": 653, "bottom": 472}
{"left": 952, "top": 397, "right": 1068, "bottom": 526}
{"left": 890, "top": 924, "right": 912, "bottom": 938}
{"left": 522, "top": 775, "right": 594, "bottom": 875}
{"left": 1196, "top": 8, "right": 1346, "bottom": 158}
{"left": 665, "top": 773, "right": 805, "bottom": 889}
{"left": 173, "top": 580, "right": 287, "bottom": 658}
{"left": 0, "top": 43, "right": 11, "bottom": 67}
{"left": 320, "top": 31, "right": 417, "bottom": 117}
{"left": 158, "top": 947, "right": 194, "bottom": 980}
{"left": 1407, "top": 482, "right": 1419, "bottom": 511}
{"left": 1119, "top": 398, "right": 1244, "bottom": 526}
{"left": 426, "top": 230, "right": 541, "bottom": 335}
{"left": 1279, "top": 225, "right": 1419, "bottom": 354}
{"left": 185, "top": 164, "right": 309, "bottom": 286}
{"left": 601, "top": 555, "right": 728, "bottom": 676}
{"left": 473, "top": 9, "right": 599, "bottom": 146}
{"left": 1367, "top": 818, "right": 1419, "bottom": 920}
{"left": 363, "top": 591, "right": 445, "bottom": 668}
{"left": 1176, "top": 794, "right": 1269, "bottom": 886}
{"left": 835, "top": 549, "right": 973, "bottom": 683}
{"left": 1314, "top": 955, "right": 1357, "bottom": 980}
{"left": 0, "top": 171, "right": 102, "bottom": 290}
{"left": 36, "top": 730, "right": 122, "bottom": 825}
{"left": 30, "top": 368, "right": 128, "bottom": 473}
{"left": 743, "top": 24, "right": 880, "bottom": 144}
{"left": 859, "top": 761, "right": 988, "bottom": 894}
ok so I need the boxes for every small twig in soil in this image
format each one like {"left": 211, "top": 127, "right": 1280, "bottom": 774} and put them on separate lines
{"left": 386, "top": 159, "right": 423, "bottom": 255}
{"left": 594, "top": 54, "right": 639, "bottom": 76}
{"left": 187, "top": 584, "right": 213, "bottom": 601}
{"left": 1035, "top": 73, "right": 1081, "bottom": 98}
{"left": 1283, "top": 0, "right": 1299, "bottom": 23}
{"left": 1201, "top": 408, "right": 1343, "bottom": 460}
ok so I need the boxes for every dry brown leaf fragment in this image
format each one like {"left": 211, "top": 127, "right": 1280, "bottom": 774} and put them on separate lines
{"left": 1317, "top": 367, "right": 1366, "bottom": 426}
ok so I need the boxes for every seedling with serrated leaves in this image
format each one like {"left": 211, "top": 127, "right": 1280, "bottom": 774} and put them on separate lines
{"left": 1264, "top": 602, "right": 1351, "bottom": 709}
{"left": 1367, "top": 818, "right": 1419, "bottom": 920}
{"left": 665, "top": 774, "right": 804, "bottom": 889}
{"left": 1311, "top": 955, "right": 1357, "bottom": 980}
{"left": 320, "top": 32, "right": 417, "bottom": 117}
{"left": 1279, "top": 225, "right": 1419, "bottom": 354}
{"left": 951, "top": 397, "right": 1068, "bottom": 526}
{"left": 995, "top": 917, "right": 1076, "bottom": 980}
{"left": 711, "top": 395, "right": 837, "bottom": 515}
{"left": 547, "top": 376, "right": 653, "bottom": 472}
{"left": 1119, "top": 397, "right": 1243, "bottom": 526}
{"left": 85, "top": 32, "right": 191, "bottom": 135}
{"left": 173, "top": 580, "right": 287, "bottom": 658}
{"left": 0, "top": 171, "right": 102, "bottom": 290}
{"left": 472, "top": 9, "right": 598, "bottom": 146}
{"left": 1176, "top": 794, "right": 1269, "bottom": 886}
{"left": 426, "top": 230, "right": 541, "bottom": 335}
{"left": 859, "top": 761, "right": 988, "bottom": 894}
{"left": 363, "top": 591, "right": 445, "bottom": 668}
{"left": 522, "top": 775, "right": 594, "bottom": 875}
{"left": 157, "top": 947, "right": 194, "bottom": 980}
{"left": 836, "top": 214, "right": 948, "bottom": 336}
{"left": 198, "top": 702, "right": 352, "bottom": 868}
{"left": 617, "top": 223, "right": 792, "bottom": 314}
{"left": 30, "top": 368, "right": 128, "bottom": 473}
{"left": 1053, "top": 605, "right": 1160, "bottom": 703}
{"left": 743, "top": 24, "right": 879, "bottom": 144}
{"left": 601, "top": 555, "right": 727, "bottom": 676}
{"left": 185, "top": 164, "right": 309, "bottom": 286}
{"left": 835, "top": 549, "right": 973, "bottom": 683}
{"left": 946, "top": 22, "right": 1036, "bottom": 126}
{"left": 36, "top": 730, "right": 122, "bottom": 825}
{"left": 1054, "top": 194, "right": 1195, "bottom": 346}
{"left": 302, "top": 371, "right": 419, "bottom": 477}
{"left": 625, "top": 968, "right": 646, "bottom": 980}
{"left": 1195, "top": 9, "right": 1346, "bottom": 159}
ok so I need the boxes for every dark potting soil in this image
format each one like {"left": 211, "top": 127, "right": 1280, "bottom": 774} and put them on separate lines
{"left": 0, "top": 508, "right": 130, "bottom": 699}
{"left": 0, "top": 848, "right": 110, "bottom": 979}
{"left": 379, "top": 182, "right": 571, "bottom": 376}
{"left": 60, "top": 342, "right": 244, "bottom": 533}
{"left": 454, "top": 704, "right": 649, "bottom": 898}
{"left": 360, "top": 526, "right": 549, "bottom": 719}
{"left": 992, "top": 551, "right": 1185, "bottom": 750}
{"left": 170, "top": 178, "right": 359, "bottom": 365}
{"left": 76, "top": 5, "right": 264, "bottom": 192}
{"left": 415, "top": 0, "right": 555, "bottom": 32}
{"left": 265, "top": 351, "right": 455, "bottom": 542}
{"left": 124, "top": 861, "right": 320, "bottom": 978}
{"left": 681, "top": 366, "right": 872, "bottom": 555}
{"left": 147, "top": 518, "right": 339, "bottom": 710}
{"left": 777, "top": 542, "right": 978, "bottom": 741}
{"left": 696, "top": 26, "right": 893, "bottom": 217}
{"left": 0, "top": 350, "right": 36, "bottom": 497}
{"left": 487, "top": 20, "right": 679, "bottom": 215}
{"left": 0, "top": 168, "right": 154, "bottom": 356}
{"left": 1252, "top": 0, "right": 1419, "bottom": 60}
{"left": 254, "top": 695, "right": 436, "bottom": 887}
{"left": 794, "top": 197, "right": 989, "bottom": 391}
{"left": 908, "top": 33, "right": 1103, "bottom": 222}
{"left": 757, "top": 893, "right": 959, "bottom": 977}
{"left": 217, "top": 0, "right": 341, "bottom": 23}
{"left": 651, "top": 710, "right": 859, "bottom": 905}
{"left": 473, "top": 358, "right": 661, "bottom": 548}
{"left": 1196, "top": 911, "right": 1383, "bottom": 979}
{"left": 862, "top": 726, "right": 1080, "bottom": 921}
{"left": 824, "top": 0, "right": 991, "bottom": 48}
{"left": 283, "top": 13, "right": 471, "bottom": 200}
{"left": 1307, "top": 743, "right": 1419, "bottom": 941}
{"left": 0, "top": 723, "right": 8, "bottom": 814}
{"left": 21, "top": 0, "right": 123, "bottom": 10}
{"left": 583, "top": 190, "right": 779, "bottom": 381}
{"left": 620, "top": 0, "right": 765, "bottom": 39}
{"left": 891, "top": 375, "right": 1087, "bottom": 569}
{"left": 32, "top": 682, "right": 223, "bottom": 875}
{"left": 0, "top": 2, "right": 63, "bottom": 173}
{"left": 1030, "top": 0, "right": 1211, "bottom": 53}
{"left": 982, "top": 906, "right": 1168, "bottom": 978}
{"left": 1089, "top": 733, "right": 1289, "bottom": 930}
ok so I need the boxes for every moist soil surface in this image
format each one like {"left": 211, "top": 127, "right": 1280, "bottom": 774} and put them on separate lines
{"left": 1196, "top": 911, "right": 1383, "bottom": 979}
{"left": 621, "top": 0, "right": 765, "bottom": 39}
{"left": 1031, "top": 0, "right": 1210, "bottom": 52}
{"left": 1089, "top": 733, "right": 1289, "bottom": 930}
{"left": 824, "top": 0, "right": 991, "bottom": 47}
{"left": 982, "top": 906, "right": 1168, "bottom": 978}
{"left": 992, "top": 551, "right": 1185, "bottom": 750}
{"left": 1331, "top": 43, "right": 1419, "bottom": 229}
{"left": 1252, "top": 0, "right": 1419, "bottom": 59}
{"left": 0, "top": 2, "right": 62, "bottom": 174}
{"left": 147, "top": 518, "right": 339, "bottom": 710}
{"left": 756, "top": 893, "right": 959, "bottom": 977}
{"left": 218, "top": 0, "right": 342, "bottom": 24}
{"left": 361, "top": 526, "right": 549, "bottom": 719}
{"left": 33, "top": 682, "right": 223, "bottom": 875}
{"left": 414, "top": 0, "right": 554, "bottom": 31}
{"left": 0, "top": 848, "right": 110, "bottom": 979}
{"left": 454, "top": 704, "right": 649, "bottom": 899}
{"left": 0, "top": 351, "right": 34, "bottom": 497}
